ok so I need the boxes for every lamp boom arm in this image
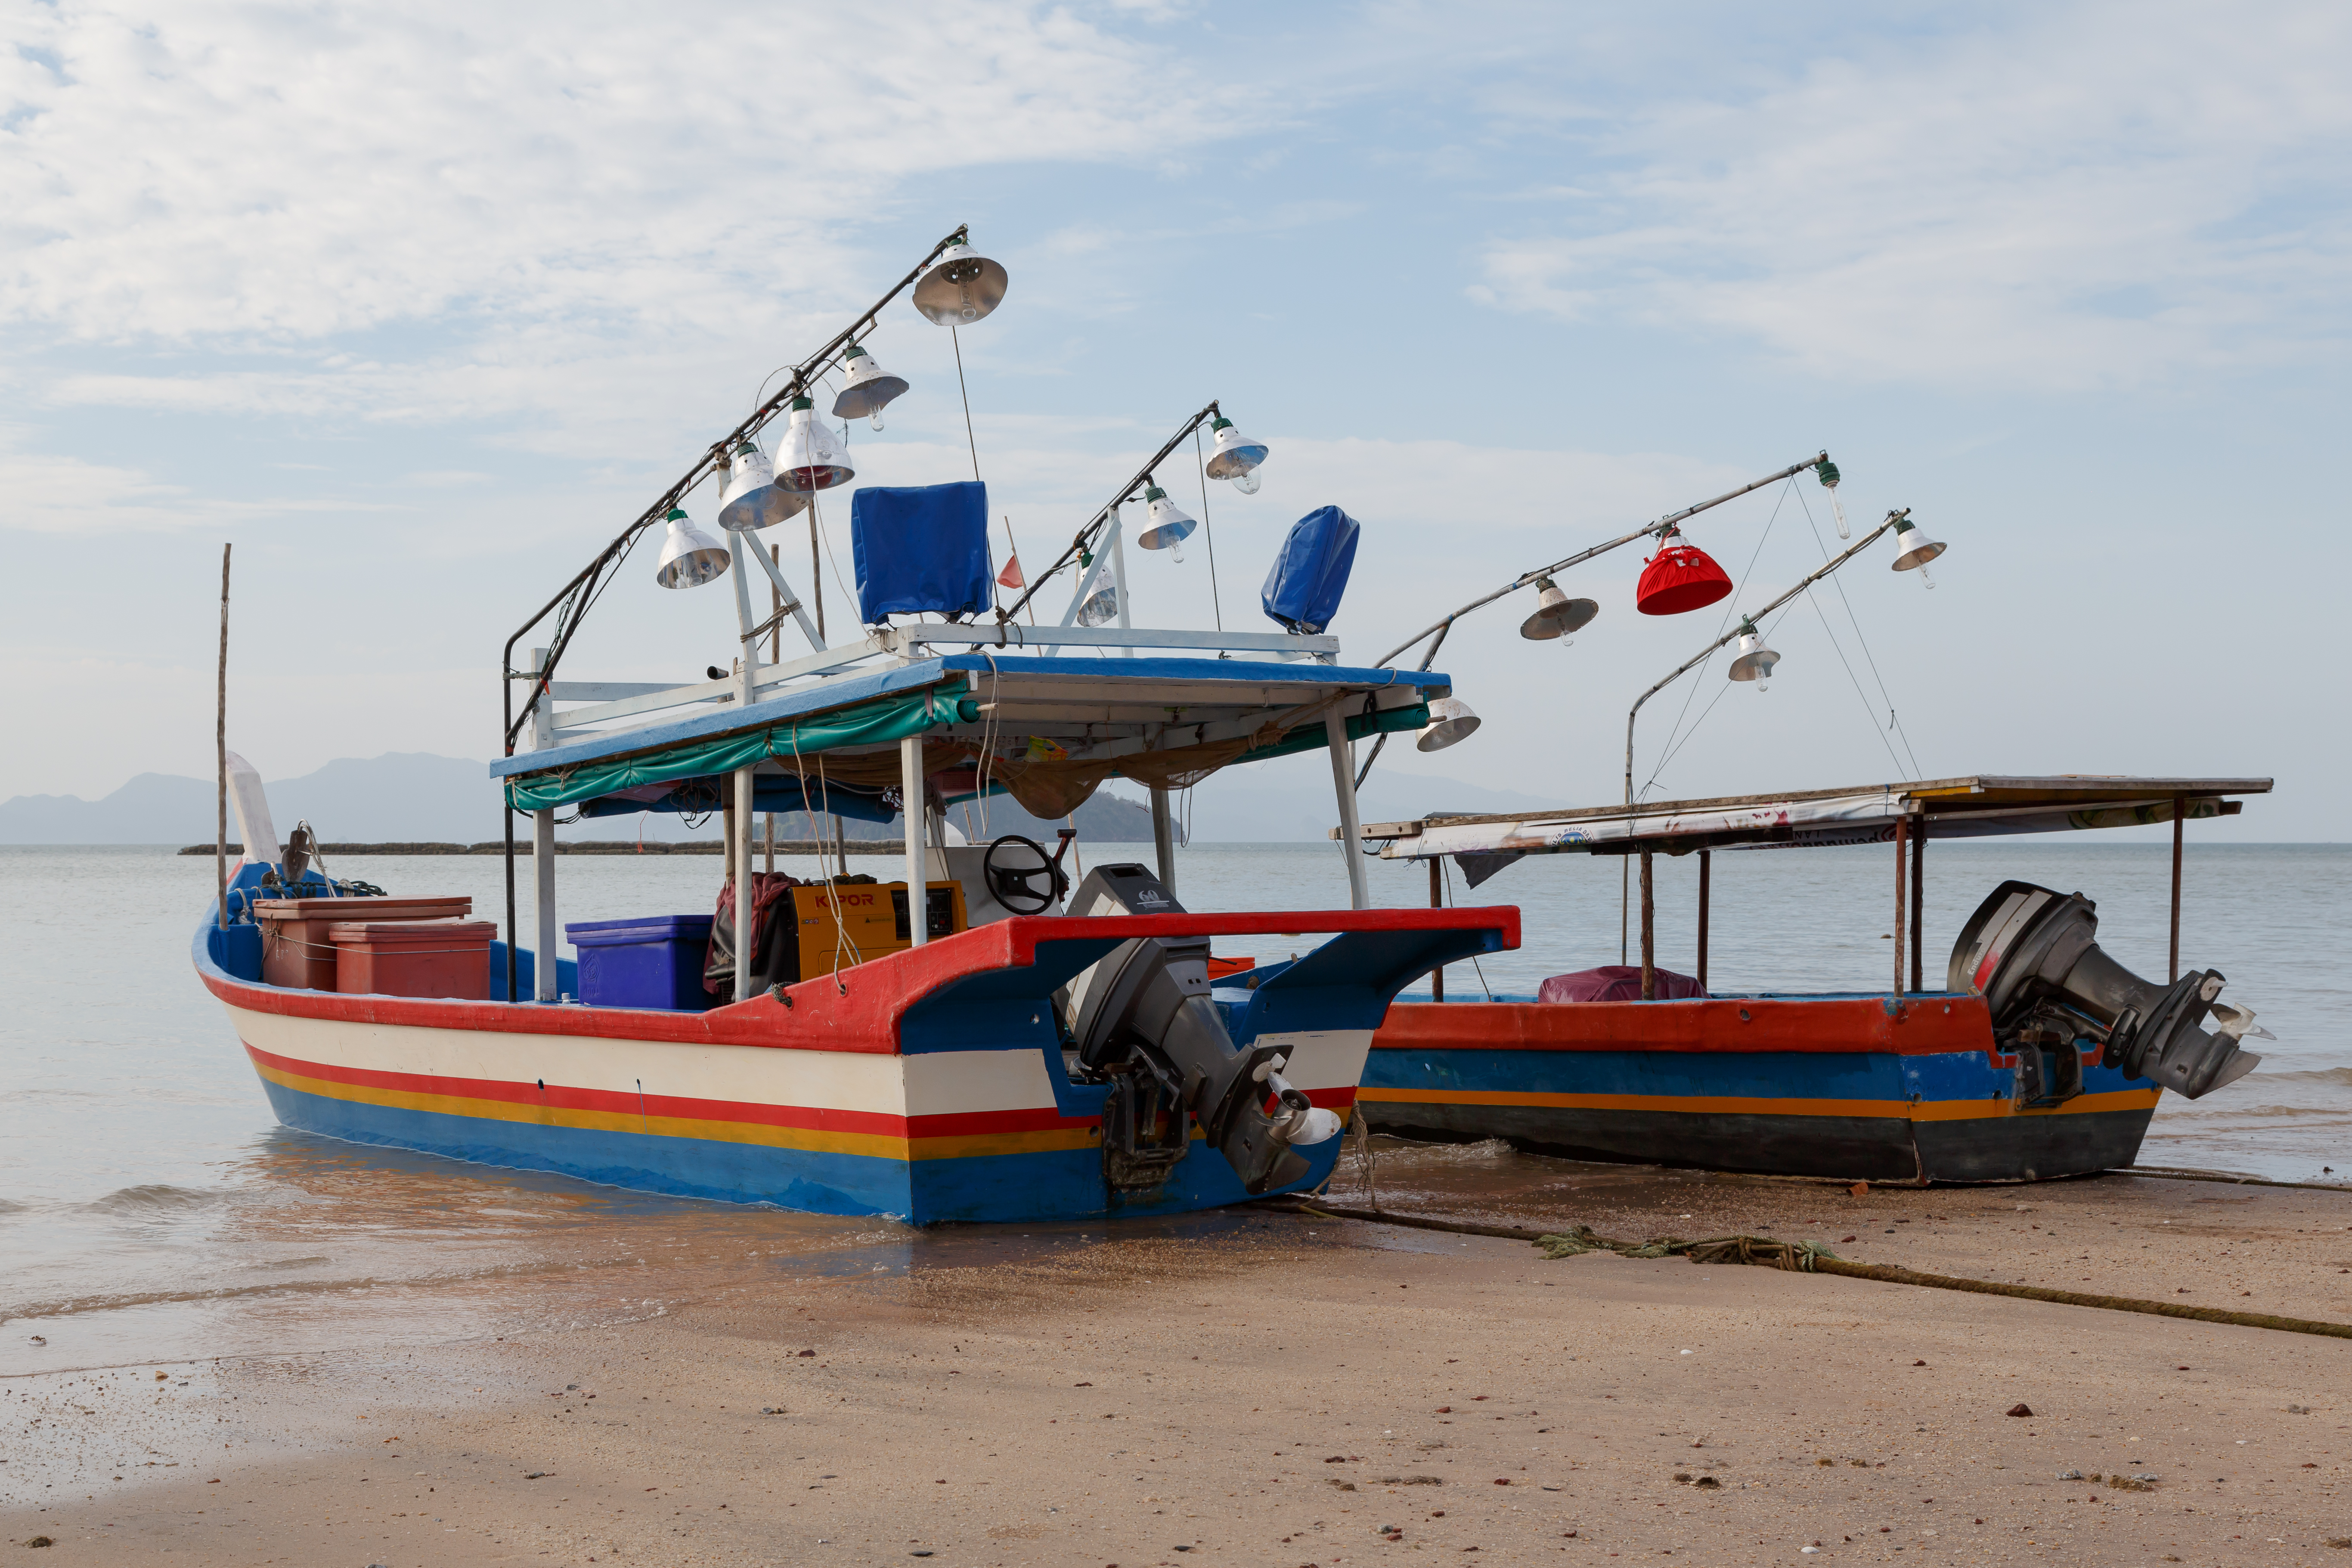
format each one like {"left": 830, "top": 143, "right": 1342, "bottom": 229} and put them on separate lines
{"left": 1621, "top": 508, "right": 1907, "bottom": 808}
{"left": 1374, "top": 452, "right": 1830, "bottom": 671}
{"left": 995, "top": 401, "right": 1224, "bottom": 626}
{"left": 499, "top": 223, "right": 977, "bottom": 757}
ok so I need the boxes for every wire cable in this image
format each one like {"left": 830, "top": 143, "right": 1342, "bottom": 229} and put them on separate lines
{"left": 951, "top": 325, "right": 982, "bottom": 483}
{"left": 1192, "top": 426, "right": 1225, "bottom": 632}
{"left": 1794, "top": 486, "right": 1924, "bottom": 777}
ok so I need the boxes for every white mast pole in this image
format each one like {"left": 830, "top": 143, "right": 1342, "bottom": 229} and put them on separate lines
{"left": 901, "top": 735, "right": 928, "bottom": 947}
{"left": 529, "top": 646, "right": 560, "bottom": 1002}
{"left": 1325, "top": 713, "right": 1370, "bottom": 910}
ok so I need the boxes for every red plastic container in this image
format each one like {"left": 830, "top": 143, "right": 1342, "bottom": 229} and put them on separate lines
{"left": 255, "top": 896, "right": 473, "bottom": 990}
{"left": 329, "top": 918, "right": 496, "bottom": 1000}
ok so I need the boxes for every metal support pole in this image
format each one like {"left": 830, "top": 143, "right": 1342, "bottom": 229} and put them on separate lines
{"left": 2169, "top": 796, "right": 2185, "bottom": 982}
{"left": 1909, "top": 818, "right": 1926, "bottom": 993}
{"left": 1325, "top": 714, "right": 1370, "bottom": 910}
{"left": 1150, "top": 787, "right": 1177, "bottom": 891}
{"left": 1639, "top": 850, "right": 1656, "bottom": 1000}
{"left": 528, "top": 646, "right": 558, "bottom": 1003}
{"left": 1696, "top": 850, "right": 1711, "bottom": 993}
{"left": 215, "top": 543, "right": 230, "bottom": 931}
{"left": 1429, "top": 858, "right": 1445, "bottom": 1003}
{"left": 902, "top": 736, "right": 928, "bottom": 947}
{"left": 733, "top": 765, "right": 756, "bottom": 1001}
{"left": 1892, "top": 812, "right": 1910, "bottom": 1001}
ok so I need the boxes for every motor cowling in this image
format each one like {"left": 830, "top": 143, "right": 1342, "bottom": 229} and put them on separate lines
{"left": 1947, "top": 880, "right": 2263, "bottom": 1100}
{"left": 1061, "top": 865, "right": 1339, "bottom": 1196}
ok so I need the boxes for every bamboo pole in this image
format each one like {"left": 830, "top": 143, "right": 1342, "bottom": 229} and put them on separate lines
{"left": 2169, "top": 796, "right": 2185, "bottom": 982}
{"left": 1892, "top": 812, "right": 1910, "bottom": 999}
{"left": 1639, "top": 849, "right": 1656, "bottom": 1000}
{"left": 215, "top": 544, "right": 231, "bottom": 929}
{"left": 1695, "top": 849, "right": 1710, "bottom": 992}
{"left": 1429, "top": 858, "right": 1445, "bottom": 1003}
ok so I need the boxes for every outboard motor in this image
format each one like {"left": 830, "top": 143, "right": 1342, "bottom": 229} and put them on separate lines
{"left": 1061, "top": 865, "right": 1342, "bottom": 1197}
{"left": 1949, "top": 880, "right": 2266, "bottom": 1101}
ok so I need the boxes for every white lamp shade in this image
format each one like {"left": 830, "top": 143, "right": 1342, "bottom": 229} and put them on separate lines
{"left": 911, "top": 242, "right": 1009, "bottom": 326}
{"left": 1727, "top": 628, "right": 1779, "bottom": 683}
{"left": 716, "top": 441, "right": 807, "bottom": 532}
{"left": 1891, "top": 520, "right": 1947, "bottom": 571}
{"left": 775, "top": 398, "right": 853, "bottom": 493}
{"left": 1075, "top": 585, "right": 1121, "bottom": 627}
{"left": 1204, "top": 415, "right": 1269, "bottom": 486}
{"left": 1136, "top": 485, "right": 1197, "bottom": 551}
{"left": 832, "top": 344, "right": 909, "bottom": 421}
{"left": 654, "top": 508, "right": 731, "bottom": 589}
{"left": 1416, "top": 696, "right": 1481, "bottom": 752}
{"left": 1520, "top": 577, "right": 1600, "bottom": 641}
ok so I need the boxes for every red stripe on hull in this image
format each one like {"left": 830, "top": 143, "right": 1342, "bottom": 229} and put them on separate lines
{"left": 1376, "top": 995, "right": 1996, "bottom": 1058}
{"left": 207, "top": 906, "right": 1517, "bottom": 1056}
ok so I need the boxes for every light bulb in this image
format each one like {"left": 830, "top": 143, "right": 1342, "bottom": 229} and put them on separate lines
{"left": 1232, "top": 468, "right": 1261, "bottom": 495}
{"left": 1756, "top": 675, "right": 1772, "bottom": 692}
{"left": 959, "top": 289, "right": 977, "bottom": 322}
{"left": 1830, "top": 493, "right": 1850, "bottom": 540}
{"left": 869, "top": 408, "right": 884, "bottom": 432}
{"left": 1169, "top": 537, "right": 1186, "bottom": 563}
{"left": 1918, "top": 562, "right": 1936, "bottom": 589}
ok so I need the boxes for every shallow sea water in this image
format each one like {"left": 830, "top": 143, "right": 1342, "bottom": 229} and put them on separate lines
{"left": 0, "top": 840, "right": 2343, "bottom": 1378}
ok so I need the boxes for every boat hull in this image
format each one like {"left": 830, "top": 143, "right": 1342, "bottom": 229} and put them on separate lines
{"left": 1363, "top": 994, "right": 2159, "bottom": 1184}
{"left": 198, "top": 898, "right": 1515, "bottom": 1223}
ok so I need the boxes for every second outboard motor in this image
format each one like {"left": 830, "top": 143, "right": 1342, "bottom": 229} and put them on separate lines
{"left": 1949, "top": 880, "right": 2266, "bottom": 1100}
{"left": 1061, "top": 865, "right": 1341, "bottom": 1197}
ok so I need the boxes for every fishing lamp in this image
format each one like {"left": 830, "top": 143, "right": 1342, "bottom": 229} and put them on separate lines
{"left": 912, "top": 240, "right": 1009, "bottom": 325}
{"left": 1634, "top": 525, "right": 1733, "bottom": 616}
{"left": 1890, "top": 514, "right": 1946, "bottom": 587}
{"left": 654, "top": 507, "right": 731, "bottom": 589}
{"left": 1136, "top": 483, "right": 1197, "bottom": 561}
{"left": 775, "top": 395, "right": 855, "bottom": 493}
{"left": 1415, "top": 696, "right": 1482, "bottom": 752}
{"left": 1815, "top": 458, "right": 1850, "bottom": 539}
{"left": 715, "top": 440, "right": 806, "bottom": 532}
{"left": 1203, "top": 415, "right": 1269, "bottom": 495}
{"left": 1075, "top": 579, "right": 1121, "bottom": 627}
{"left": 1520, "top": 574, "right": 1600, "bottom": 643}
{"left": 1726, "top": 616, "right": 1779, "bottom": 691}
{"left": 831, "top": 342, "right": 909, "bottom": 431}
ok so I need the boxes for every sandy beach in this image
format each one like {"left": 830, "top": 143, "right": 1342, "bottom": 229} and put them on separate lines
{"left": 8, "top": 1159, "right": 2350, "bottom": 1567}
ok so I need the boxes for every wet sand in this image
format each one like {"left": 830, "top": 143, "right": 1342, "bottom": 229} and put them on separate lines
{"left": 7, "top": 1156, "right": 2352, "bottom": 1566}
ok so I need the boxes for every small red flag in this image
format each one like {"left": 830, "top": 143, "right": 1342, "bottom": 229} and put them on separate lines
{"left": 997, "top": 554, "right": 1024, "bottom": 589}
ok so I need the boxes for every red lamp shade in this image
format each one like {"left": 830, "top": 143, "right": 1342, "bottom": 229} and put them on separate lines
{"left": 1635, "top": 529, "right": 1733, "bottom": 616}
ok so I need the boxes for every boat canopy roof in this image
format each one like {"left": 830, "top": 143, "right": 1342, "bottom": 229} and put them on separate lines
{"left": 1356, "top": 774, "right": 2273, "bottom": 865}
{"left": 492, "top": 652, "right": 1447, "bottom": 823}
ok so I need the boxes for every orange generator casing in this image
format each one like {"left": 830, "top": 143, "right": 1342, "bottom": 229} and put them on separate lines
{"left": 790, "top": 881, "right": 967, "bottom": 979}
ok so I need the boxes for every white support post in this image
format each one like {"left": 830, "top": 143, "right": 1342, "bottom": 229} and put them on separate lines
{"left": 1109, "top": 515, "right": 1134, "bottom": 658}
{"left": 901, "top": 734, "right": 928, "bottom": 948}
{"left": 1324, "top": 713, "right": 1370, "bottom": 911}
{"left": 1150, "top": 787, "right": 1176, "bottom": 891}
{"left": 734, "top": 764, "right": 757, "bottom": 1001}
{"left": 529, "top": 646, "right": 559, "bottom": 1002}
{"left": 744, "top": 538, "right": 828, "bottom": 652}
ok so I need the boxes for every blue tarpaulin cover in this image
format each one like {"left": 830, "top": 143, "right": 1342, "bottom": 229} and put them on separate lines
{"left": 1260, "top": 505, "right": 1361, "bottom": 634}
{"left": 852, "top": 480, "right": 990, "bottom": 624}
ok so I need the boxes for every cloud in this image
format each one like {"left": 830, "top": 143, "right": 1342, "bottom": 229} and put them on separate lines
{"left": 1472, "top": 2, "right": 2352, "bottom": 390}
{"left": 0, "top": 3, "right": 1261, "bottom": 345}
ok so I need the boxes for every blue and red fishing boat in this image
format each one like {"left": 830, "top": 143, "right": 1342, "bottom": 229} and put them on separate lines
{"left": 1355, "top": 776, "right": 2273, "bottom": 1184}
{"left": 194, "top": 223, "right": 1514, "bottom": 1223}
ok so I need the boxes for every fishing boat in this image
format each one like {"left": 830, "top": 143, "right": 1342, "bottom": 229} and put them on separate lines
{"left": 192, "top": 225, "right": 1514, "bottom": 1224}
{"left": 1353, "top": 775, "right": 2272, "bottom": 1184}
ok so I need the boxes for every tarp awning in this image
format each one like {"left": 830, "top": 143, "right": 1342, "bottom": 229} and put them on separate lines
{"left": 1361, "top": 775, "right": 2273, "bottom": 862}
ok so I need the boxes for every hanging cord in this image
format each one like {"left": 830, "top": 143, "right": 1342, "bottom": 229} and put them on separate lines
{"left": 1192, "top": 425, "right": 1225, "bottom": 631}
{"left": 796, "top": 731, "right": 853, "bottom": 992}
{"left": 1793, "top": 486, "right": 1924, "bottom": 778}
{"left": 1000, "top": 515, "right": 1036, "bottom": 625}
{"left": 969, "top": 650, "right": 1005, "bottom": 841}
{"left": 1800, "top": 583, "right": 1912, "bottom": 777}
{"left": 951, "top": 325, "right": 982, "bottom": 483}
{"left": 1647, "top": 477, "right": 1793, "bottom": 790}
{"left": 1438, "top": 854, "right": 1494, "bottom": 1001}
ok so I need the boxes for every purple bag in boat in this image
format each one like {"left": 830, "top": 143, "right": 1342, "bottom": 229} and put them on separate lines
{"left": 1537, "top": 965, "right": 1708, "bottom": 1004}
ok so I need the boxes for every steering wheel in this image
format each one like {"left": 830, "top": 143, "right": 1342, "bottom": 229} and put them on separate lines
{"left": 984, "top": 834, "right": 1063, "bottom": 915}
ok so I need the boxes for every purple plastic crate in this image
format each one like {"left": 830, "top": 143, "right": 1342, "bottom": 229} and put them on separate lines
{"left": 566, "top": 915, "right": 717, "bottom": 1011}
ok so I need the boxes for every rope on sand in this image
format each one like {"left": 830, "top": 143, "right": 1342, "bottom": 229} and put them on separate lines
{"left": 1269, "top": 1199, "right": 2352, "bottom": 1342}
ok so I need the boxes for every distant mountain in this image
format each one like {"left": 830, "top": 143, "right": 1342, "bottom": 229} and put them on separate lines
{"left": 0, "top": 750, "right": 1554, "bottom": 846}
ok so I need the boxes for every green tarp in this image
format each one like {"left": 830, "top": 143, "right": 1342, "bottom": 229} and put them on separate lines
{"left": 503, "top": 688, "right": 942, "bottom": 812}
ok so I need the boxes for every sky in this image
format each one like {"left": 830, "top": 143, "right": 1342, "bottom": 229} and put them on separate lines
{"left": 3, "top": 0, "right": 2346, "bottom": 839}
